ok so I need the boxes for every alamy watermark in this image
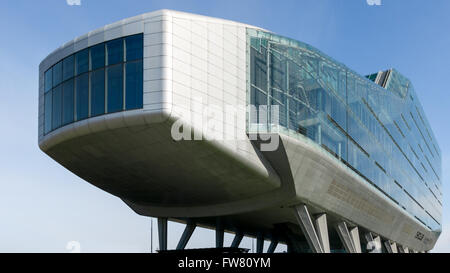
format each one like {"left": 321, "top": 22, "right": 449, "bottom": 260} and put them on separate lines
{"left": 170, "top": 98, "right": 280, "bottom": 151}
{"left": 66, "top": 0, "right": 81, "bottom": 6}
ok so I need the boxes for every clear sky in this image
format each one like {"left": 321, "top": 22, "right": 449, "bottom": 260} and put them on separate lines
{"left": 0, "top": 0, "right": 448, "bottom": 252}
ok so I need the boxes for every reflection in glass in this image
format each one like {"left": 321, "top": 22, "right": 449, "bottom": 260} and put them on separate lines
{"left": 107, "top": 64, "right": 123, "bottom": 113}
{"left": 126, "top": 60, "right": 143, "bottom": 110}
{"left": 76, "top": 73, "right": 89, "bottom": 120}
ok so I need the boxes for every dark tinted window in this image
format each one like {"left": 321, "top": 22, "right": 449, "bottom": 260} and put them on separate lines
{"left": 76, "top": 49, "right": 89, "bottom": 75}
{"left": 44, "top": 90, "right": 52, "bottom": 134}
{"left": 91, "top": 69, "right": 105, "bottom": 116}
{"left": 107, "top": 39, "right": 123, "bottom": 66}
{"left": 126, "top": 34, "right": 143, "bottom": 61}
{"left": 76, "top": 73, "right": 89, "bottom": 120}
{"left": 126, "top": 60, "right": 143, "bottom": 110}
{"left": 91, "top": 43, "right": 105, "bottom": 70}
{"left": 53, "top": 61, "right": 62, "bottom": 87}
{"left": 62, "top": 79, "right": 74, "bottom": 125}
{"left": 52, "top": 85, "right": 62, "bottom": 130}
{"left": 63, "top": 55, "right": 74, "bottom": 81}
{"left": 45, "top": 68, "right": 53, "bottom": 93}
{"left": 107, "top": 64, "right": 123, "bottom": 113}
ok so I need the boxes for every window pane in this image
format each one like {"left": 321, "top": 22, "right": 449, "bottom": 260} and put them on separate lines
{"left": 53, "top": 61, "right": 62, "bottom": 87}
{"left": 44, "top": 90, "right": 52, "bottom": 134}
{"left": 52, "top": 85, "right": 62, "bottom": 130}
{"left": 91, "top": 44, "right": 105, "bottom": 70}
{"left": 76, "top": 48, "right": 89, "bottom": 75}
{"left": 126, "top": 34, "right": 143, "bottom": 61}
{"left": 107, "top": 39, "right": 123, "bottom": 66}
{"left": 91, "top": 69, "right": 105, "bottom": 116}
{"left": 45, "top": 67, "right": 53, "bottom": 93}
{"left": 63, "top": 55, "right": 74, "bottom": 81}
{"left": 126, "top": 60, "right": 143, "bottom": 110}
{"left": 107, "top": 64, "right": 123, "bottom": 113}
{"left": 62, "top": 79, "right": 74, "bottom": 125}
{"left": 76, "top": 73, "right": 89, "bottom": 120}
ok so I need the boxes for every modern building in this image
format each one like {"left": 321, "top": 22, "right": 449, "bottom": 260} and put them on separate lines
{"left": 38, "top": 10, "right": 442, "bottom": 253}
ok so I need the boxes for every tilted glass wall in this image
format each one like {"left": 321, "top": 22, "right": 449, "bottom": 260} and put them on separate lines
{"left": 44, "top": 33, "right": 143, "bottom": 135}
{"left": 247, "top": 29, "right": 442, "bottom": 233}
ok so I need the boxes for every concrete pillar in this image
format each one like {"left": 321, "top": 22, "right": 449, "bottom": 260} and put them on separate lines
{"left": 256, "top": 233, "right": 264, "bottom": 253}
{"left": 336, "top": 222, "right": 356, "bottom": 253}
{"left": 157, "top": 217, "right": 168, "bottom": 251}
{"left": 350, "top": 227, "right": 362, "bottom": 253}
{"left": 314, "top": 214, "right": 330, "bottom": 253}
{"left": 390, "top": 242, "right": 398, "bottom": 253}
{"left": 231, "top": 231, "right": 244, "bottom": 248}
{"left": 176, "top": 221, "right": 196, "bottom": 250}
{"left": 398, "top": 245, "right": 405, "bottom": 253}
{"left": 267, "top": 240, "right": 278, "bottom": 253}
{"left": 293, "top": 205, "right": 324, "bottom": 253}
{"left": 403, "top": 247, "right": 409, "bottom": 253}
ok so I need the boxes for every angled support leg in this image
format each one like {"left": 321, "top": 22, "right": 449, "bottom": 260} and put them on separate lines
{"left": 384, "top": 241, "right": 393, "bottom": 253}
{"left": 403, "top": 247, "right": 409, "bottom": 253}
{"left": 336, "top": 222, "right": 356, "bottom": 253}
{"left": 231, "top": 231, "right": 244, "bottom": 248}
{"left": 293, "top": 205, "right": 324, "bottom": 253}
{"left": 176, "top": 221, "right": 196, "bottom": 250}
{"left": 314, "top": 213, "right": 330, "bottom": 253}
{"left": 157, "top": 217, "right": 168, "bottom": 251}
{"left": 398, "top": 245, "right": 405, "bottom": 253}
{"left": 267, "top": 239, "right": 278, "bottom": 253}
{"left": 350, "top": 227, "right": 362, "bottom": 253}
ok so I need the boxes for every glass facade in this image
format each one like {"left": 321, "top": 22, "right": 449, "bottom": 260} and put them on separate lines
{"left": 247, "top": 29, "right": 442, "bottom": 232}
{"left": 43, "top": 33, "right": 143, "bottom": 134}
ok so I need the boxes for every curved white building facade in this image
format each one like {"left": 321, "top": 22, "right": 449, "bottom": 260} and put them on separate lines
{"left": 38, "top": 10, "right": 441, "bottom": 253}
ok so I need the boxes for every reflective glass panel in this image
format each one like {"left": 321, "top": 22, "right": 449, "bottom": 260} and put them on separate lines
{"left": 107, "top": 39, "right": 123, "bottom": 66}
{"left": 91, "top": 43, "right": 105, "bottom": 70}
{"left": 125, "top": 60, "right": 143, "bottom": 110}
{"left": 76, "top": 73, "right": 89, "bottom": 120}
{"left": 91, "top": 69, "right": 105, "bottom": 116}
{"left": 62, "top": 79, "right": 74, "bottom": 125}
{"left": 126, "top": 34, "right": 143, "bottom": 61}
{"left": 63, "top": 55, "right": 74, "bottom": 81}
{"left": 76, "top": 48, "right": 89, "bottom": 75}
{"left": 107, "top": 64, "right": 123, "bottom": 113}
{"left": 53, "top": 61, "right": 62, "bottom": 87}
{"left": 44, "top": 90, "right": 52, "bottom": 134}
{"left": 45, "top": 67, "right": 53, "bottom": 93}
{"left": 52, "top": 85, "right": 62, "bottom": 130}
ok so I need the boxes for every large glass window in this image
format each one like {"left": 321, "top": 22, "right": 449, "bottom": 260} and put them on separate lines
{"left": 76, "top": 48, "right": 89, "bottom": 75}
{"left": 107, "top": 64, "right": 123, "bottom": 113}
{"left": 76, "top": 73, "right": 89, "bottom": 120}
{"left": 43, "top": 33, "right": 143, "bottom": 135}
{"left": 63, "top": 55, "right": 74, "bottom": 81}
{"left": 91, "top": 69, "right": 105, "bottom": 116}
{"left": 53, "top": 61, "right": 62, "bottom": 87}
{"left": 248, "top": 29, "right": 442, "bottom": 232}
{"left": 126, "top": 34, "right": 143, "bottom": 61}
{"left": 52, "top": 85, "right": 62, "bottom": 130}
{"left": 62, "top": 79, "right": 74, "bottom": 125}
{"left": 45, "top": 67, "right": 53, "bottom": 93}
{"left": 126, "top": 60, "right": 143, "bottom": 110}
{"left": 91, "top": 44, "right": 105, "bottom": 70}
{"left": 107, "top": 39, "right": 123, "bottom": 65}
{"left": 44, "top": 91, "right": 52, "bottom": 134}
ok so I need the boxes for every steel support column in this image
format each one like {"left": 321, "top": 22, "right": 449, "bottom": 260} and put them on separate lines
{"left": 157, "top": 217, "right": 168, "bottom": 251}
{"left": 336, "top": 222, "right": 356, "bottom": 253}
{"left": 216, "top": 219, "right": 224, "bottom": 248}
{"left": 256, "top": 233, "right": 264, "bottom": 253}
{"left": 176, "top": 221, "right": 196, "bottom": 250}
{"left": 314, "top": 214, "right": 330, "bottom": 253}
{"left": 293, "top": 205, "right": 324, "bottom": 253}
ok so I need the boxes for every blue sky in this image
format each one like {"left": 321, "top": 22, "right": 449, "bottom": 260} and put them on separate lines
{"left": 0, "top": 0, "right": 448, "bottom": 252}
